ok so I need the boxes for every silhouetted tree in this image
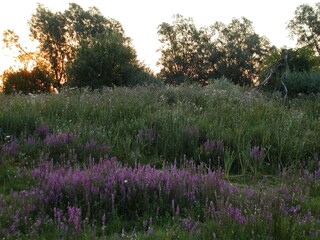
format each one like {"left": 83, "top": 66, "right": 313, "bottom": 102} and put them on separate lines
{"left": 157, "top": 15, "right": 270, "bottom": 85}
{"left": 157, "top": 15, "right": 214, "bottom": 84}
{"left": 29, "top": 3, "right": 127, "bottom": 88}
{"left": 67, "top": 33, "right": 140, "bottom": 89}
{"left": 262, "top": 46, "right": 318, "bottom": 73}
{"left": 3, "top": 29, "right": 50, "bottom": 72}
{"left": 3, "top": 67, "right": 53, "bottom": 94}
{"left": 211, "top": 18, "right": 271, "bottom": 85}
{"left": 287, "top": 3, "right": 320, "bottom": 56}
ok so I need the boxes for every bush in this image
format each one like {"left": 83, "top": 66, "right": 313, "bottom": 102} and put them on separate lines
{"left": 127, "top": 66, "right": 163, "bottom": 87}
{"left": 67, "top": 33, "right": 144, "bottom": 90}
{"left": 284, "top": 70, "right": 320, "bottom": 95}
{"left": 3, "top": 67, "right": 53, "bottom": 94}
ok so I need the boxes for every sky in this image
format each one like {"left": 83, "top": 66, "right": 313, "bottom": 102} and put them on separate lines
{"left": 0, "top": 0, "right": 319, "bottom": 74}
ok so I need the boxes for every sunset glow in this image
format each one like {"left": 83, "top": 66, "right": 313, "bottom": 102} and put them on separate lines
{"left": 0, "top": 0, "right": 319, "bottom": 75}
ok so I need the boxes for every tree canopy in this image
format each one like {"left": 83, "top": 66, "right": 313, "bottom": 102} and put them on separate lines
{"left": 28, "top": 3, "right": 128, "bottom": 87}
{"left": 3, "top": 67, "right": 53, "bottom": 94}
{"left": 67, "top": 33, "right": 140, "bottom": 89}
{"left": 287, "top": 3, "right": 320, "bottom": 56}
{"left": 2, "top": 2, "right": 319, "bottom": 92}
{"left": 157, "top": 15, "right": 214, "bottom": 84}
{"left": 157, "top": 15, "right": 271, "bottom": 85}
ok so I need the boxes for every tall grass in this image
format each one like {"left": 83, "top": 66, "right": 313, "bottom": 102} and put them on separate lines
{"left": 1, "top": 80, "right": 320, "bottom": 238}
{"left": 1, "top": 80, "right": 320, "bottom": 174}
{"left": 284, "top": 70, "right": 320, "bottom": 95}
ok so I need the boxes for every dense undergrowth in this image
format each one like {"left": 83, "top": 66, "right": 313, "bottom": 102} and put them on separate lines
{"left": 0, "top": 79, "right": 320, "bottom": 239}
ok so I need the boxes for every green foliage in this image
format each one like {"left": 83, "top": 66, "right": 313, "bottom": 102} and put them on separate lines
{"left": 127, "top": 66, "right": 163, "bottom": 87}
{"left": 67, "top": 33, "right": 140, "bottom": 89}
{"left": 287, "top": 2, "right": 320, "bottom": 56}
{"left": 211, "top": 17, "right": 271, "bottom": 86}
{"left": 157, "top": 15, "right": 271, "bottom": 86}
{"left": 157, "top": 15, "right": 213, "bottom": 84}
{"left": 29, "top": 3, "right": 127, "bottom": 86}
{"left": 259, "top": 46, "right": 319, "bottom": 94}
{"left": 284, "top": 70, "right": 320, "bottom": 95}
{"left": 288, "top": 46, "right": 319, "bottom": 71}
{"left": 1, "top": 82, "right": 320, "bottom": 173}
{"left": 1, "top": 85, "right": 320, "bottom": 239}
{"left": 3, "top": 67, "right": 53, "bottom": 94}
{"left": 263, "top": 46, "right": 318, "bottom": 73}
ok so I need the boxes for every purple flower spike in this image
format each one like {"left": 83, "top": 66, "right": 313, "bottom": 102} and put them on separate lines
{"left": 2, "top": 139, "right": 18, "bottom": 155}
{"left": 250, "top": 146, "right": 264, "bottom": 161}
{"left": 36, "top": 124, "right": 49, "bottom": 139}
{"left": 203, "top": 140, "right": 216, "bottom": 152}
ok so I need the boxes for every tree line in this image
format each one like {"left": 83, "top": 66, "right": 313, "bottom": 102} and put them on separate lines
{"left": 1, "top": 2, "right": 319, "bottom": 94}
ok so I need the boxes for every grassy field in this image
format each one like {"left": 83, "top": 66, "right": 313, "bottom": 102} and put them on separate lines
{"left": 0, "top": 79, "right": 320, "bottom": 239}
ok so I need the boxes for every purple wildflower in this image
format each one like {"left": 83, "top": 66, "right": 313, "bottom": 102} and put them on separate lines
{"left": 45, "top": 132, "right": 75, "bottom": 147}
{"left": 250, "top": 146, "right": 264, "bottom": 161}
{"left": 68, "top": 206, "right": 81, "bottom": 230}
{"left": 146, "top": 226, "right": 153, "bottom": 235}
{"left": 2, "top": 139, "right": 18, "bottom": 155}
{"left": 203, "top": 140, "right": 216, "bottom": 152}
{"left": 85, "top": 139, "right": 97, "bottom": 151}
{"left": 24, "top": 137, "right": 36, "bottom": 146}
{"left": 36, "top": 124, "right": 49, "bottom": 139}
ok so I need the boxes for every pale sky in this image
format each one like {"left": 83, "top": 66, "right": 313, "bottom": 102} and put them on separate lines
{"left": 0, "top": 0, "right": 319, "bottom": 74}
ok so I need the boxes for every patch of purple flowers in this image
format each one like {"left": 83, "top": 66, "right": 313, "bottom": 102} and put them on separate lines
{"left": 202, "top": 139, "right": 224, "bottom": 153}
{"left": 250, "top": 146, "right": 264, "bottom": 161}
{"left": 1, "top": 157, "right": 319, "bottom": 238}
{"left": 36, "top": 124, "right": 49, "bottom": 139}
{"left": 24, "top": 137, "right": 36, "bottom": 146}
{"left": 44, "top": 132, "right": 76, "bottom": 147}
{"left": 2, "top": 139, "right": 18, "bottom": 155}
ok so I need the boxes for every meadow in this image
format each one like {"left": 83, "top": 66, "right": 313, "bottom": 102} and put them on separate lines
{"left": 0, "top": 79, "right": 320, "bottom": 239}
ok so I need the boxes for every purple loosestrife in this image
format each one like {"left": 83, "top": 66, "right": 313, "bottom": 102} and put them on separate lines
{"left": 203, "top": 140, "right": 216, "bottom": 153}
{"left": 36, "top": 124, "right": 49, "bottom": 139}
{"left": 31, "top": 157, "right": 227, "bottom": 220}
{"left": 203, "top": 140, "right": 224, "bottom": 153}
{"left": 250, "top": 146, "right": 264, "bottom": 161}
{"left": 24, "top": 137, "right": 36, "bottom": 146}
{"left": 2, "top": 139, "right": 18, "bottom": 155}
{"left": 182, "top": 218, "right": 201, "bottom": 236}
{"left": 44, "top": 132, "right": 76, "bottom": 147}
{"left": 67, "top": 206, "right": 81, "bottom": 231}
{"left": 84, "top": 139, "right": 97, "bottom": 151}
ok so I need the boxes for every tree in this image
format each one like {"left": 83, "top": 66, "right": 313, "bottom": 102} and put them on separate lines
{"left": 211, "top": 18, "right": 271, "bottom": 85}
{"left": 157, "top": 16, "right": 270, "bottom": 86}
{"left": 3, "top": 67, "right": 53, "bottom": 94}
{"left": 157, "top": 15, "right": 214, "bottom": 84}
{"left": 288, "top": 46, "right": 319, "bottom": 71}
{"left": 3, "top": 29, "right": 50, "bottom": 71}
{"left": 67, "top": 33, "right": 139, "bottom": 89}
{"left": 2, "top": 29, "right": 53, "bottom": 94}
{"left": 287, "top": 3, "right": 320, "bottom": 56}
{"left": 29, "top": 3, "right": 127, "bottom": 88}
{"left": 262, "top": 46, "right": 318, "bottom": 73}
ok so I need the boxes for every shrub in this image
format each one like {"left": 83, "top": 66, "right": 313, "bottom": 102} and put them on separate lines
{"left": 284, "top": 70, "right": 320, "bottom": 95}
{"left": 3, "top": 67, "right": 53, "bottom": 94}
{"left": 67, "top": 33, "right": 146, "bottom": 90}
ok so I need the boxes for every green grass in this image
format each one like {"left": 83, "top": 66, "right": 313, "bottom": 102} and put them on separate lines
{"left": 1, "top": 81, "right": 319, "bottom": 173}
{"left": 1, "top": 80, "right": 320, "bottom": 239}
